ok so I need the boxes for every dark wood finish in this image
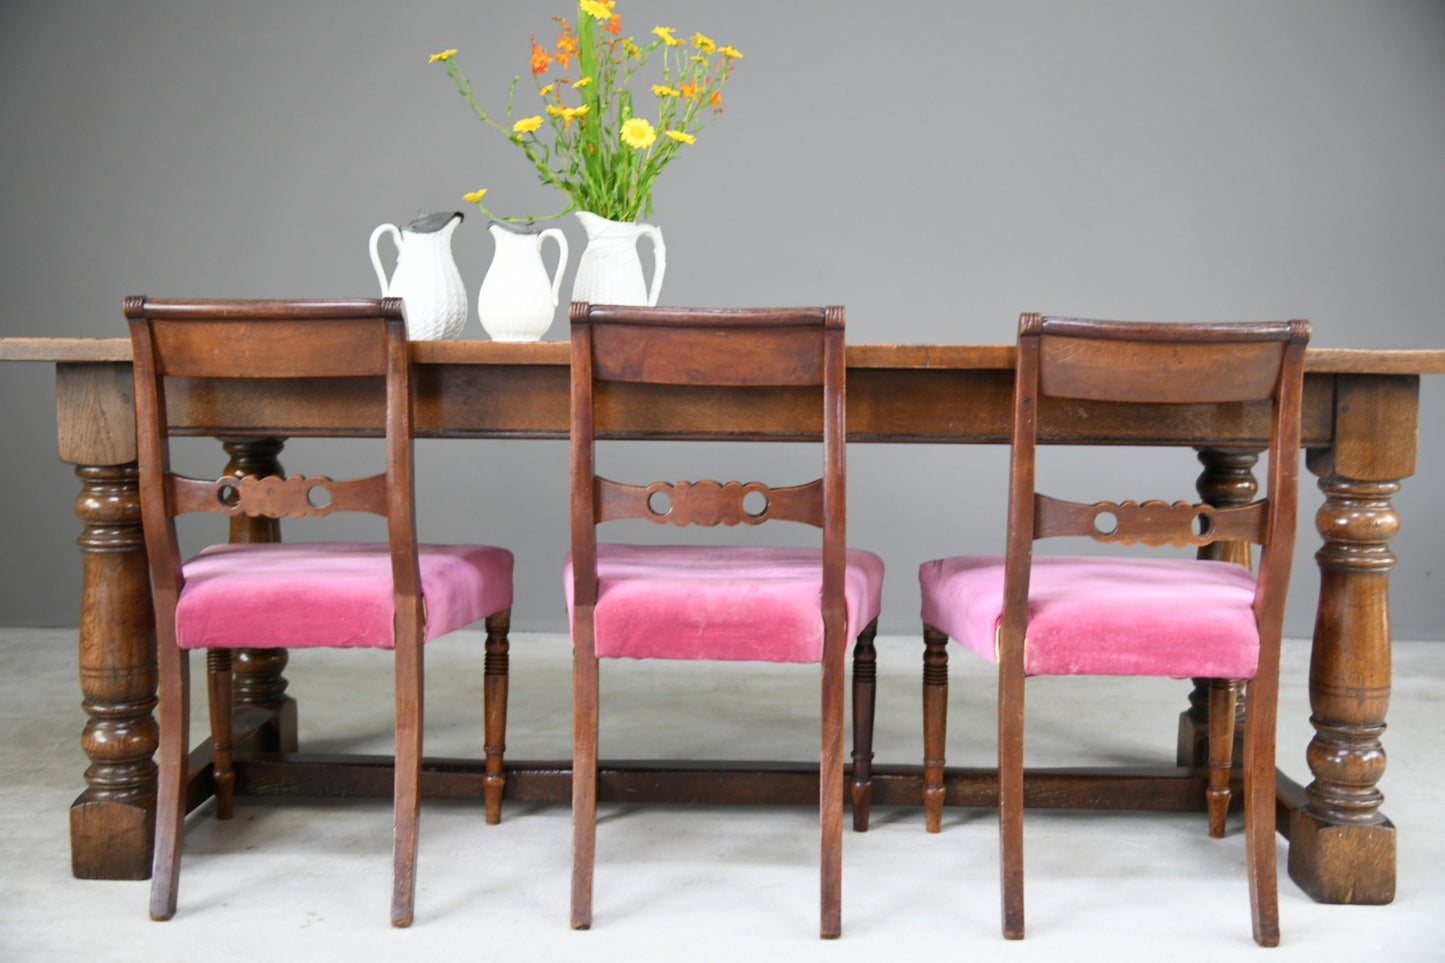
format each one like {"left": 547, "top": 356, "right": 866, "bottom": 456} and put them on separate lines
{"left": 482, "top": 608, "right": 511, "bottom": 825}
{"left": 568, "top": 302, "right": 853, "bottom": 939}
{"left": 1291, "top": 372, "right": 1419, "bottom": 904}
{"left": 218, "top": 438, "right": 298, "bottom": 756}
{"left": 204, "top": 648, "right": 235, "bottom": 819}
{"left": 849, "top": 619, "right": 880, "bottom": 831}
{"left": 594, "top": 477, "right": 825, "bottom": 527}
{"left": 931, "top": 315, "right": 1309, "bottom": 944}
{"left": 1178, "top": 448, "right": 1259, "bottom": 770}
{"left": 6, "top": 335, "right": 1442, "bottom": 910}
{"left": 69, "top": 462, "right": 158, "bottom": 880}
{"left": 921, "top": 622, "right": 950, "bottom": 833}
{"left": 222, "top": 753, "right": 1222, "bottom": 809}
{"left": 1205, "top": 677, "right": 1238, "bottom": 838}
{"left": 124, "top": 297, "right": 512, "bottom": 928}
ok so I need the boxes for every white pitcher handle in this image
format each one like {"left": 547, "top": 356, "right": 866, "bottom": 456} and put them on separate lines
{"left": 368, "top": 223, "right": 401, "bottom": 295}
{"left": 539, "top": 228, "right": 570, "bottom": 306}
{"left": 638, "top": 223, "right": 666, "bottom": 306}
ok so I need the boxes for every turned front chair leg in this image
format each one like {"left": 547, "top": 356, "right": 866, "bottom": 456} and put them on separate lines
{"left": 922, "top": 624, "right": 949, "bottom": 832}
{"left": 205, "top": 648, "right": 235, "bottom": 821}
{"left": 483, "top": 608, "right": 511, "bottom": 825}
{"left": 850, "top": 619, "right": 879, "bottom": 832}
{"left": 1206, "top": 678, "right": 1238, "bottom": 838}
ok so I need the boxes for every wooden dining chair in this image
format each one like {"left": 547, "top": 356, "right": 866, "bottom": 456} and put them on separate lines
{"left": 915, "top": 314, "right": 1308, "bottom": 944}
{"left": 566, "top": 302, "right": 884, "bottom": 939}
{"left": 125, "top": 297, "right": 515, "bottom": 927}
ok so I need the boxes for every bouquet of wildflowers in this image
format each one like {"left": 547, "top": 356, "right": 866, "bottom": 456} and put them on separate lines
{"left": 432, "top": 0, "right": 741, "bottom": 222}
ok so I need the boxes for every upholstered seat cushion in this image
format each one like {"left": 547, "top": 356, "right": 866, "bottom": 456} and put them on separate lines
{"left": 566, "top": 544, "right": 886, "bottom": 662}
{"left": 175, "top": 542, "right": 514, "bottom": 650}
{"left": 919, "top": 554, "right": 1260, "bottom": 678}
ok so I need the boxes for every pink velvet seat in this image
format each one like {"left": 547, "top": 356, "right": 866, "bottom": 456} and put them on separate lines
{"left": 566, "top": 544, "right": 884, "bottom": 663}
{"left": 915, "top": 315, "right": 1309, "bottom": 946}
{"left": 567, "top": 303, "right": 881, "bottom": 939}
{"left": 126, "top": 297, "right": 515, "bottom": 928}
{"left": 919, "top": 554, "right": 1260, "bottom": 679}
{"left": 178, "top": 542, "right": 515, "bottom": 650}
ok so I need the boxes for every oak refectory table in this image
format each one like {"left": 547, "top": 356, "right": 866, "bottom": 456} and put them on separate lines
{"left": 4, "top": 335, "right": 1443, "bottom": 908}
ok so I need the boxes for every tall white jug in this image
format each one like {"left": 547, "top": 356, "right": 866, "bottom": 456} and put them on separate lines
{"left": 476, "top": 221, "right": 570, "bottom": 342}
{"left": 368, "top": 211, "right": 468, "bottom": 340}
{"left": 570, "top": 211, "right": 666, "bottom": 307}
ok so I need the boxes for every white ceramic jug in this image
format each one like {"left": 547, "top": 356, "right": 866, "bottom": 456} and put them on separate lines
{"left": 571, "top": 211, "right": 666, "bottom": 307}
{"left": 368, "top": 211, "right": 468, "bottom": 340}
{"left": 476, "top": 221, "right": 569, "bottom": 342}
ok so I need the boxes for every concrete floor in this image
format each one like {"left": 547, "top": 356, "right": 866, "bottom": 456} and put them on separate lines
{"left": 3, "top": 628, "right": 1442, "bottom": 961}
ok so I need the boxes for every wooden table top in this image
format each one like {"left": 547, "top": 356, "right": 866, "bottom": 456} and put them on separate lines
{"left": 5, "top": 336, "right": 1445, "bottom": 374}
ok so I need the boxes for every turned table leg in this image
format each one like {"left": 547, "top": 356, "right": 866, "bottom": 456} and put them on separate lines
{"left": 1286, "top": 374, "right": 1417, "bottom": 904}
{"left": 1178, "top": 447, "right": 1256, "bottom": 767}
{"left": 220, "top": 437, "right": 297, "bottom": 751}
{"left": 1289, "top": 468, "right": 1398, "bottom": 902}
{"left": 69, "top": 464, "right": 158, "bottom": 879}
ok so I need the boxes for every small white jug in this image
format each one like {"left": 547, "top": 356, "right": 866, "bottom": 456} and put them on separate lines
{"left": 369, "top": 211, "right": 468, "bottom": 340}
{"left": 476, "top": 221, "right": 569, "bottom": 342}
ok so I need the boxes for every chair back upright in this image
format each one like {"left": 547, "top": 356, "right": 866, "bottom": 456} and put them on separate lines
{"left": 124, "top": 296, "right": 421, "bottom": 636}
{"left": 568, "top": 302, "right": 849, "bottom": 642}
{"left": 1003, "top": 314, "right": 1311, "bottom": 667}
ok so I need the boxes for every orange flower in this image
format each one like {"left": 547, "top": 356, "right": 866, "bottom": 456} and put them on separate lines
{"left": 710, "top": 90, "right": 722, "bottom": 108}
{"left": 555, "top": 31, "right": 579, "bottom": 69}
{"left": 530, "top": 35, "right": 553, "bottom": 75}
{"left": 604, "top": 14, "right": 621, "bottom": 34}
{"left": 676, "top": 79, "right": 701, "bottom": 99}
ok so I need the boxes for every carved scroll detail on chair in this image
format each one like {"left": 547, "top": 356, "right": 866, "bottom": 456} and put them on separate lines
{"left": 1033, "top": 494, "right": 1268, "bottom": 546}
{"left": 595, "top": 477, "right": 824, "bottom": 527}
{"left": 168, "top": 473, "right": 388, "bottom": 518}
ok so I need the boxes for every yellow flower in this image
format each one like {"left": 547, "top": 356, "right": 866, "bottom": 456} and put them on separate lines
{"left": 579, "top": 0, "right": 612, "bottom": 19}
{"left": 463, "top": 189, "right": 488, "bottom": 202}
{"left": 690, "top": 32, "right": 716, "bottom": 54}
{"left": 652, "top": 26, "right": 682, "bottom": 46}
{"left": 571, "top": 76, "right": 593, "bottom": 89}
{"left": 620, "top": 117, "right": 657, "bottom": 149}
{"left": 428, "top": 48, "right": 457, "bottom": 63}
{"left": 718, "top": 45, "right": 743, "bottom": 59}
{"left": 665, "top": 129, "right": 695, "bottom": 144}
{"left": 652, "top": 84, "right": 680, "bottom": 97}
{"left": 512, "top": 115, "right": 543, "bottom": 133}
{"left": 546, "top": 104, "right": 590, "bottom": 128}
{"left": 539, "top": 83, "right": 555, "bottom": 96}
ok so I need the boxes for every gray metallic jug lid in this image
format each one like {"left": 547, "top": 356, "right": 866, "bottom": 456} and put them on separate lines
{"left": 488, "top": 219, "right": 548, "bottom": 235}
{"left": 407, "top": 210, "right": 463, "bottom": 233}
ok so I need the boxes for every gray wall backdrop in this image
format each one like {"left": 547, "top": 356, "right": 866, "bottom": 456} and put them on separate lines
{"left": 2, "top": 1, "right": 1443, "bottom": 639}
